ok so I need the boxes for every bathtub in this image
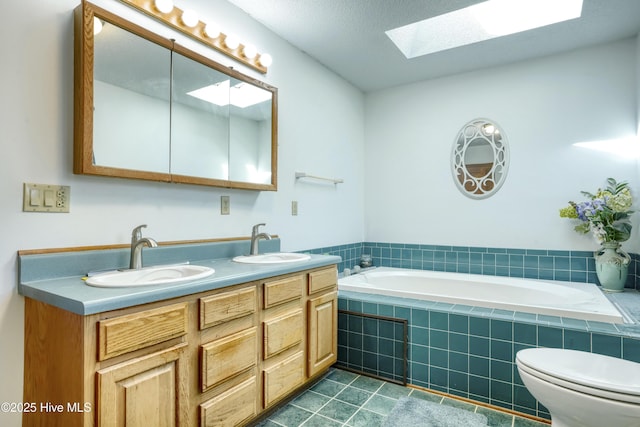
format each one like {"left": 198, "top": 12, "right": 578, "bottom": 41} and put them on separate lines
{"left": 338, "top": 267, "right": 626, "bottom": 324}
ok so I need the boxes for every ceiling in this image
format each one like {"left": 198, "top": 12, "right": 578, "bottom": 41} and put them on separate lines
{"left": 185, "top": 0, "right": 640, "bottom": 92}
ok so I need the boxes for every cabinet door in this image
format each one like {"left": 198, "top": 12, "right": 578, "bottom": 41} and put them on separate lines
{"left": 307, "top": 291, "right": 338, "bottom": 378}
{"left": 96, "top": 344, "right": 187, "bottom": 427}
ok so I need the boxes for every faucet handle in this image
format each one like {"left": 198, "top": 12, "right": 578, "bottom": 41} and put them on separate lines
{"left": 251, "top": 223, "right": 266, "bottom": 235}
{"left": 131, "top": 224, "right": 148, "bottom": 240}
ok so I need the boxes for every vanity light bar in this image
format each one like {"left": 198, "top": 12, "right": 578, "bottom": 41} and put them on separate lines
{"left": 118, "top": 0, "right": 271, "bottom": 74}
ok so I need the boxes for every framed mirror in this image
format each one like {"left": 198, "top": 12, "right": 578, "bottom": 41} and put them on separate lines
{"left": 451, "top": 118, "right": 509, "bottom": 199}
{"left": 74, "top": 1, "right": 278, "bottom": 190}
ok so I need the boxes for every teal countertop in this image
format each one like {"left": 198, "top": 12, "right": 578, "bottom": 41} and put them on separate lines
{"left": 18, "top": 239, "right": 341, "bottom": 315}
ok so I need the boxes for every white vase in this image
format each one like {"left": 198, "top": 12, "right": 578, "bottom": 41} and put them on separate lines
{"left": 594, "top": 242, "right": 630, "bottom": 292}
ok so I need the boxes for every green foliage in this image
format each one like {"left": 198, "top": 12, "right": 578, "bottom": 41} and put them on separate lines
{"left": 559, "top": 178, "right": 634, "bottom": 243}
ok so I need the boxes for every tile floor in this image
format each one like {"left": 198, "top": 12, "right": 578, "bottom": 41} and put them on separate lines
{"left": 254, "top": 369, "right": 549, "bottom": 427}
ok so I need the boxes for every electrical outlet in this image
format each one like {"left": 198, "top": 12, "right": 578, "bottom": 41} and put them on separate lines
{"left": 220, "top": 195, "right": 230, "bottom": 215}
{"left": 291, "top": 200, "right": 298, "bottom": 216}
{"left": 23, "top": 183, "right": 70, "bottom": 213}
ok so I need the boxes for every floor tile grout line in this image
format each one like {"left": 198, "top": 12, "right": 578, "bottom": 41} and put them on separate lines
{"left": 270, "top": 373, "right": 339, "bottom": 426}
{"left": 409, "top": 383, "right": 527, "bottom": 426}
{"left": 264, "top": 368, "right": 548, "bottom": 427}
{"left": 343, "top": 378, "right": 389, "bottom": 425}
{"left": 295, "top": 373, "right": 363, "bottom": 427}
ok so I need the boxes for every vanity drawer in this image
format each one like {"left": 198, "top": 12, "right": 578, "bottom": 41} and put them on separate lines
{"left": 263, "top": 275, "right": 303, "bottom": 308}
{"left": 98, "top": 302, "right": 188, "bottom": 361}
{"left": 201, "top": 327, "right": 257, "bottom": 392}
{"left": 263, "top": 309, "right": 303, "bottom": 359}
{"left": 200, "top": 376, "right": 257, "bottom": 427}
{"left": 200, "top": 286, "right": 256, "bottom": 330}
{"left": 263, "top": 351, "right": 304, "bottom": 408}
{"left": 308, "top": 267, "right": 337, "bottom": 295}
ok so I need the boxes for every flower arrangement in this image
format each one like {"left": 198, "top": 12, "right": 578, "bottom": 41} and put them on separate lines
{"left": 559, "top": 178, "right": 634, "bottom": 243}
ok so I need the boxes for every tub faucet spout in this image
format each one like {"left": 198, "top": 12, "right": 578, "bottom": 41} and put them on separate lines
{"left": 250, "top": 223, "right": 272, "bottom": 255}
{"left": 129, "top": 224, "right": 158, "bottom": 269}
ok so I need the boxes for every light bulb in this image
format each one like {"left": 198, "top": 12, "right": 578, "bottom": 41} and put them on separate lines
{"left": 181, "top": 9, "right": 199, "bottom": 28}
{"left": 482, "top": 124, "right": 495, "bottom": 135}
{"left": 242, "top": 44, "right": 257, "bottom": 59}
{"left": 154, "top": 0, "right": 173, "bottom": 14}
{"left": 224, "top": 34, "right": 239, "bottom": 50}
{"left": 204, "top": 22, "right": 220, "bottom": 39}
{"left": 93, "top": 17, "right": 103, "bottom": 36}
{"left": 258, "top": 53, "right": 273, "bottom": 67}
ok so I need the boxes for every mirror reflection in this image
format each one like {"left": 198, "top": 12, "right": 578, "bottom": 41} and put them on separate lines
{"left": 171, "top": 50, "right": 231, "bottom": 180}
{"left": 451, "top": 119, "right": 509, "bottom": 199}
{"left": 75, "top": 2, "right": 278, "bottom": 190}
{"left": 228, "top": 77, "right": 274, "bottom": 184}
{"left": 93, "top": 21, "right": 171, "bottom": 173}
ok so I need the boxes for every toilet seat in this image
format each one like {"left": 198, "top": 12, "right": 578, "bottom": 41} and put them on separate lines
{"left": 518, "top": 359, "right": 640, "bottom": 404}
{"left": 516, "top": 348, "right": 640, "bottom": 404}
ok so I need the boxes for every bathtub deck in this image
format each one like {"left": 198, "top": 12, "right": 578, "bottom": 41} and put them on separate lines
{"left": 338, "top": 267, "right": 628, "bottom": 325}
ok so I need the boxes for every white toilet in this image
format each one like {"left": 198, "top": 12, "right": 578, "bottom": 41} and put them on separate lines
{"left": 516, "top": 348, "right": 640, "bottom": 427}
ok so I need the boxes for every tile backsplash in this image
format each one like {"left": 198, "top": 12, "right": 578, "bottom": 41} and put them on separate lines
{"left": 303, "top": 242, "right": 640, "bottom": 290}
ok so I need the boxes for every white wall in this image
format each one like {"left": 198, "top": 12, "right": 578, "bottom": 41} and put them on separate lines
{"left": 365, "top": 38, "right": 640, "bottom": 252}
{"left": 0, "top": 1, "right": 364, "bottom": 425}
{"left": 2, "top": 2, "right": 638, "bottom": 424}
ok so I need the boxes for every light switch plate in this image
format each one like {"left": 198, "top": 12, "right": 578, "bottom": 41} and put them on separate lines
{"left": 23, "top": 183, "right": 70, "bottom": 213}
{"left": 291, "top": 201, "right": 298, "bottom": 216}
{"left": 220, "top": 196, "right": 230, "bottom": 215}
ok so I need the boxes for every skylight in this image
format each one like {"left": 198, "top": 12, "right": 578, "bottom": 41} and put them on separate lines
{"left": 187, "top": 80, "right": 271, "bottom": 108}
{"left": 386, "top": 0, "right": 583, "bottom": 58}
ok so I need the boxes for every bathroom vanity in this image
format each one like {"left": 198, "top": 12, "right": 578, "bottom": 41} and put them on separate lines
{"left": 19, "top": 242, "right": 339, "bottom": 427}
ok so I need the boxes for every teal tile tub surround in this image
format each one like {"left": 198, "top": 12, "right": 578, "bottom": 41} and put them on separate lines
{"left": 305, "top": 241, "right": 640, "bottom": 290}
{"left": 306, "top": 238, "right": 640, "bottom": 418}
{"left": 337, "top": 290, "right": 640, "bottom": 421}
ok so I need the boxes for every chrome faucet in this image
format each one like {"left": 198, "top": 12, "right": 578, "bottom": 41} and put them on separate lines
{"left": 129, "top": 224, "right": 158, "bottom": 269}
{"left": 250, "top": 223, "right": 272, "bottom": 255}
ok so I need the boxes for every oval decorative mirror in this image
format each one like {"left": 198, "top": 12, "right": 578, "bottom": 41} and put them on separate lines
{"left": 451, "top": 118, "right": 509, "bottom": 199}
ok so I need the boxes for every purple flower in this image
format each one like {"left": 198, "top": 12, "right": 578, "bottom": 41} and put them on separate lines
{"left": 575, "top": 199, "right": 605, "bottom": 221}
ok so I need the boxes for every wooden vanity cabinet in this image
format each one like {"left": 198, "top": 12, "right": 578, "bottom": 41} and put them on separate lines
{"left": 307, "top": 269, "right": 339, "bottom": 378}
{"left": 23, "top": 265, "right": 337, "bottom": 427}
{"left": 261, "top": 275, "right": 305, "bottom": 408}
{"left": 96, "top": 343, "right": 188, "bottom": 427}
{"left": 198, "top": 285, "right": 259, "bottom": 427}
{"left": 23, "top": 298, "right": 192, "bottom": 427}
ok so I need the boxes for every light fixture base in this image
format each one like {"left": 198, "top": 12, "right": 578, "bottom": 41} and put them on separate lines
{"left": 119, "top": 0, "right": 269, "bottom": 74}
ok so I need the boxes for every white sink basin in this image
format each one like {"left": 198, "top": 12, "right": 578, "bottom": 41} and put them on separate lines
{"left": 232, "top": 253, "right": 311, "bottom": 264}
{"left": 85, "top": 264, "right": 215, "bottom": 288}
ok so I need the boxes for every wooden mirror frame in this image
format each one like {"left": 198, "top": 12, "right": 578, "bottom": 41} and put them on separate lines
{"left": 74, "top": 1, "right": 278, "bottom": 191}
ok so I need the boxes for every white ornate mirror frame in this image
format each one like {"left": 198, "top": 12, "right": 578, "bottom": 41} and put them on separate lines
{"left": 451, "top": 118, "right": 509, "bottom": 199}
